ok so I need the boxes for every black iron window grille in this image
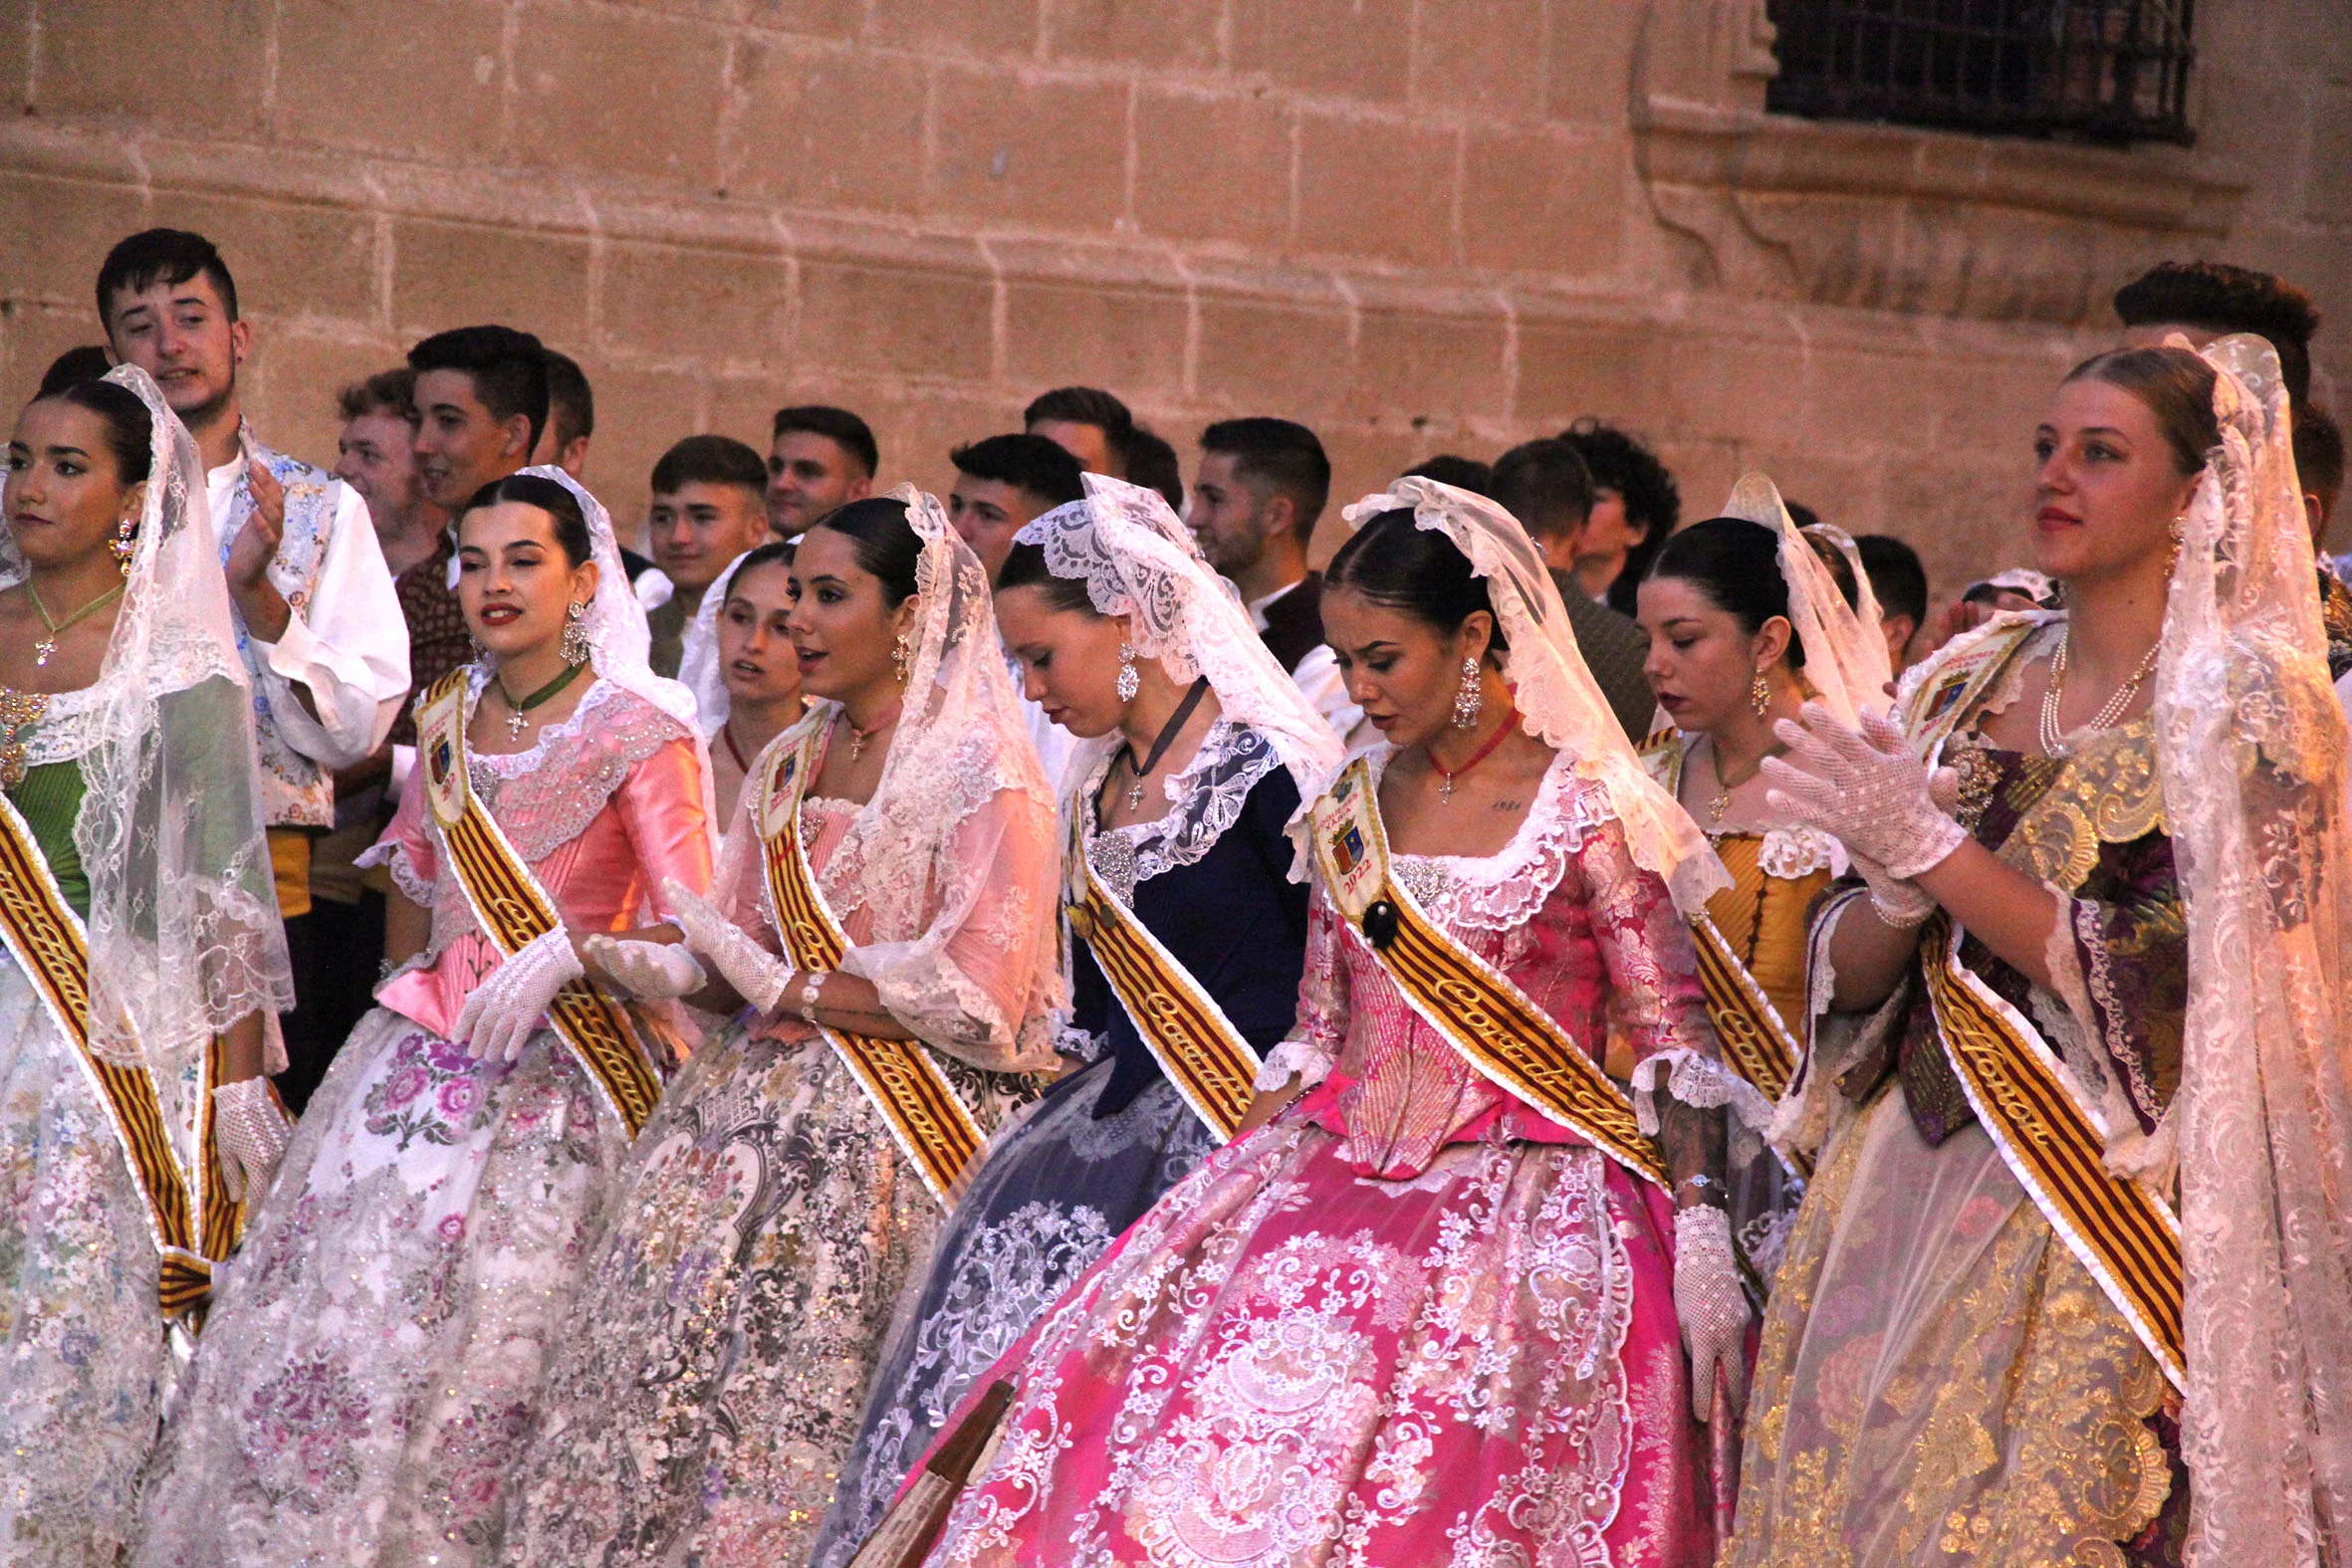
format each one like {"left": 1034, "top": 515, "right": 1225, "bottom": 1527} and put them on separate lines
{"left": 1765, "top": 0, "right": 2196, "bottom": 144}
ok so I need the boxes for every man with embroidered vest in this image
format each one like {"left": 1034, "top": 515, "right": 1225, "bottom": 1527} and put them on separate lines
{"left": 98, "top": 230, "right": 409, "bottom": 927}
{"left": 1188, "top": 417, "right": 1357, "bottom": 741}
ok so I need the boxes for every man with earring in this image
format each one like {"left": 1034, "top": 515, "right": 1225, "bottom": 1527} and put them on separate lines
{"left": 98, "top": 228, "right": 410, "bottom": 1105}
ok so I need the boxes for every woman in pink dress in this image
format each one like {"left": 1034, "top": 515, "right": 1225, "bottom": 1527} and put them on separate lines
{"left": 910, "top": 478, "right": 1748, "bottom": 1568}
{"left": 132, "top": 469, "right": 715, "bottom": 1566}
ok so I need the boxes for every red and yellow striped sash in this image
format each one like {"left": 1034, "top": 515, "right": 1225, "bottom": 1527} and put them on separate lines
{"left": 1308, "top": 757, "right": 1670, "bottom": 1190}
{"left": 416, "top": 671, "right": 664, "bottom": 1138}
{"left": 753, "top": 724, "right": 984, "bottom": 1206}
{"left": 1920, "top": 916, "right": 2185, "bottom": 1389}
{"left": 0, "top": 790, "right": 224, "bottom": 1317}
{"left": 1063, "top": 810, "right": 1259, "bottom": 1141}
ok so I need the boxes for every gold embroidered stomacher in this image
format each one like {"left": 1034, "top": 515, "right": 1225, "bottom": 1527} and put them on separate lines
{"left": 1062, "top": 808, "right": 1260, "bottom": 1141}
{"left": 416, "top": 670, "right": 666, "bottom": 1138}
{"left": 753, "top": 720, "right": 985, "bottom": 1206}
{"left": 0, "top": 789, "right": 235, "bottom": 1319}
{"left": 1308, "top": 757, "right": 1669, "bottom": 1189}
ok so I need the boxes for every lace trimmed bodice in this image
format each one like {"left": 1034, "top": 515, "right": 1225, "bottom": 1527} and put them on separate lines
{"left": 1080, "top": 720, "right": 1285, "bottom": 907}
{"left": 363, "top": 675, "right": 714, "bottom": 1037}
{"left": 1282, "top": 744, "right": 1719, "bottom": 1180}
{"left": 11, "top": 681, "right": 109, "bottom": 769}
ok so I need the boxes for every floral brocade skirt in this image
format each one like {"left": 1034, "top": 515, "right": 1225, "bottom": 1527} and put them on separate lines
{"left": 0, "top": 964, "right": 169, "bottom": 1567}
{"left": 1724, "top": 1086, "right": 2185, "bottom": 1568}
{"left": 809, "top": 1056, "right": 1220, "bottom": 1568}
{"left": 130, "top": 1007, "right": 632, "bottom": 1568}
{"left": 922, "top": 1120, "right": 1720, "bottom": 1568}
{"left": 499, "top": 1020, "right": 1030, "bottom": 1568}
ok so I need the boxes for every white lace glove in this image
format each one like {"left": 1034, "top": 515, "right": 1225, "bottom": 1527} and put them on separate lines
{"left": 1674, "top": 1203, "right": 1751, "bottom": 1423}
{"left": 583, "top": 934, "right": 707, "bottom": 1000}
{"left": 1763, "top": 704, "right": 1969, "bottom": 883}
{"left": 662, "top": 877, "right": 793, "bottom": 1015}
{"left": 213, "top": 1074, "right": 291, "bottom": 1204}
{"left": 452, "top": 928, "right": 584, "bottom": 1064}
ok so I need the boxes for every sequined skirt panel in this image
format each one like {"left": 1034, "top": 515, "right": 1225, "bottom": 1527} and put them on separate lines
{"left": 0, "top": 965, "right": 166, "bottom": 1567}
{"left": 500, "top": 1022, "right": 1026, "bottom": 1568}
{"left": 808, "top": 1058, "right": 1219, "bottom": 1568}
{"left": 926, "top": 1122, "right": 1718, "bottom": 1568}
{"left": 1724, "top": 1087, "right": 2183, "bottom": 1568}
{"left": 130, "top": 1007, "right": 631, "bottom": 1568}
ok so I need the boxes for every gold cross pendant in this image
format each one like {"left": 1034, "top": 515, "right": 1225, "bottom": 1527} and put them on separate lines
{"left": 507, "top": 709, "right": 528, "bottom": 741}
{"left": 32, "top": 638, "right": 55, "bottom": 668}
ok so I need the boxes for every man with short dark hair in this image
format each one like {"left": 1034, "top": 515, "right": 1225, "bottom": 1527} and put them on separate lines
{"left": 641, "top": 435, "right": 773, "bottom": 677}
{"left": 2298, "top": 403, "right": 2344, "bottom": 551}
{"left": 102, "top": 227, "right": 411, "bottom": 1104}
{"left": 1403, "top": 454, "right": 1493, "bottom": 495}
{"left": 1854, "top": 534, "right": 1930, "bottom": 672}
{"left": 1487, "top": 438, "right": 1655, "bottom": 742}
{"left": 947, "top": 433, "right": 1085, "bottom": 581}
{"left": 1191, "top": 417, "right": 1353, "bottom": 737}
{"left": 1025, "top": 385, "right": 1134, "bottom": 478}
{"left": 535, "top": 348, "right": 595, "bottom": 477}
{"left": 407, "top": 325, "right": 551, "bottom": 513}
{"left": 1557, "top": 418, "right": 1679, "bottom": 615}
{"left": 768, "top": 404, "right": 877, "bottom": 540}
{"left": 1122, "top": 424, "right": 1184, "bottom": 513}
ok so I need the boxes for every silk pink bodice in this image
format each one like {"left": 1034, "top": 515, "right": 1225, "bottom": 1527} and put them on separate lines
{"left": 365, "top": 678, "right": 715, "bottom": 1038}
{"left": 1289, "top": 749, "right": 1717, "bottom": 1180}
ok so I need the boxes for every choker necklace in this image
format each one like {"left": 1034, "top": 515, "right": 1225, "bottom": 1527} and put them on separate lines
{"left": 26, "top": 580, "right": 124, "bottom": 668}
{"left": 720, "top": 719, "right": 751, "bottom": 772}
{"left": 2037, "top": 630, "right": 2158, "bottom": 760}
{"left": 841, "top": 699, "right": 901, "bottom": 765}
{"left": 495, "top": 658, "right": 588, "bottom": 741}
{"left": 1120, "top": 677, "right": 1212, "bottom": 810}
{"left": 1426, "top": 704, "right": 1520, "bottom": 804}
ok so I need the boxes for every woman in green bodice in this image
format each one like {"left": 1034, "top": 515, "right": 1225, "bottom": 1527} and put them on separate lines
{"left": 0, "top": 367, "right": 293, "bottom": 1565}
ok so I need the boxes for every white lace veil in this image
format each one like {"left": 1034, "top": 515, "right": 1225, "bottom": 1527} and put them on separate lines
{"left": 712, "top": 485, "right": 1061, "bottom": 1064}
{"left": 2150, "top": 335, "right": 2352, "bottom": 1566}
{"left": 51, "top": 365, "right": 294, "bottom": 1068}
{"left": 1720, "top": 473, "right": 1893, "bottom": 725}
{"left": 675, "top": 548, "right": 753, "bottom": 737}
{"left": 1338, "top": 477, "right": 1728, "bottom": 915}
{"left": 1016, "top": 473, "right": 1342, "bottom": 805}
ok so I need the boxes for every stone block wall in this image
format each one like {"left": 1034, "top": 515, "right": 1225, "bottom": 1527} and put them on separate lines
{"left": 0, "top": 0, "right": 2344, "bottom": 596}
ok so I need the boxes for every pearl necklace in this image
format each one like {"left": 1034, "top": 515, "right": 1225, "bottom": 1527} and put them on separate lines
{"left": 2037, "top": 630, "right": 2158, "bottom": 759}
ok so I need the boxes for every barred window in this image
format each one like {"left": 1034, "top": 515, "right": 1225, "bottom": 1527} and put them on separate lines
{"left": 1765, "top": 1, "right": 2195, "bottom": 144}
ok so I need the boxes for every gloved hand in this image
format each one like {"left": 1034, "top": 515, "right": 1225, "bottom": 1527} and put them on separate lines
{"left": 662, "top": 878, "right": 793, "bottom": 1014}
{"left": 452, "top": 927, "right": 584, "bottom": 1064}
{"left": 213, "top": 1074, "right": 291, "bottom": 1204}
{"left": 1763, "top": 705, "right": 1968, "bottom": 883}
{"left": 583, "top": 934, "right": 707, "bottom": 1000}
{"left": 1674, "top": 1203, "right": 1751, "bottom": 1423}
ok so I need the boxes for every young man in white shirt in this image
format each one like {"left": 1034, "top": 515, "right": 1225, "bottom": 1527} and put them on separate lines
{"left": 100, "top": 228, "right": 410, "bottom": 1098}
{"left": 1188, "top": 417, "right": 1358, "bottom": 742}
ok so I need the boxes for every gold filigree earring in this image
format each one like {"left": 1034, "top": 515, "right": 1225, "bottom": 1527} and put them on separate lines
{"left": 891, "top": 628, "right": 913, "bottom": 684}
{"left": 1453, "top": 656, "right": 1484, "bottom": 729}
{"left": 561, "top": 601, "right": 592, "bottom": 666}
{"left": 1750, "top": 669, "right": 1772, "bottom": 717}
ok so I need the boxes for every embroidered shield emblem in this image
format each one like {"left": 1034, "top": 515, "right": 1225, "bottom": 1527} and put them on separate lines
{"left": 429, "top": 738, "right": 453, "bottom": 784}
{"left": 1329, "top": 823, "right": 1364, "bottom": 877}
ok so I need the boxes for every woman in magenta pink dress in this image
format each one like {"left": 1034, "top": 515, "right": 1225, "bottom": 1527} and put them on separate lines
{"left": 911, "top": 479, "right": 1749, "bottom": 1568}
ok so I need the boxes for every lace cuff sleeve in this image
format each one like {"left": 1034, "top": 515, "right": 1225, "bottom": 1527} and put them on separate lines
{"left": 1255, "top": 1035, "right": 1335, "bottom": 1093}
{"left": 357, "top": 775, "right": 438, "bottom": 907}
{"left": 1631, "top": 1049, "right": 1776, "bottom": 1137}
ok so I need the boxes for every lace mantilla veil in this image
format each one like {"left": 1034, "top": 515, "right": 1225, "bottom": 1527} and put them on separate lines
{"left": 2152, "top": 336, "right": 2352, "bottom": 1566}
{"left": 1720, "top": 472, "right": 1893, "bottom": 725}
{"left": 1334, "top": 477, "right": 1728, "bottom": 915}
{"left": 1016, "top": 473, "right": 1343, "bottom": 806}
{"left": 711, "top": 485, "right": 1062, "bottom": 1065}
{"left": 677, "top": 548, "right": 753, "bottom": 737}
{"left": 54, "top": 366, "right": 294, "bottom": 1069}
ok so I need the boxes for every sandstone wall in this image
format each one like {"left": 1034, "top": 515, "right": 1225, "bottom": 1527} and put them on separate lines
{"left": 1, "top": 0, "right": 2344, "bottom": 589}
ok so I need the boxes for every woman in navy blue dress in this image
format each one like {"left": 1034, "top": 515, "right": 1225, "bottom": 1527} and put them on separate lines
{"left": 808, "top": 475, "right": 1342, "bottom": 1565}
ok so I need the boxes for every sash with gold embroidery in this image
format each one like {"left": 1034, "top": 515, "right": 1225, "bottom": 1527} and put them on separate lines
{"left": 752, "top": 718, "right": 985, "bottom": 1206}
{"left": 1307, "top": 756, "right": 1670, "bottom": 1189}
{"left": 0, "top": 790, "right": 230, "bottom": 1318}
{"left": 415, "top": 670, "right": 665, "bottom": 1137}
{"left": 1919, "top": 915, "right": 2185, "bottom": 1388}
{"left": 1894, "top": 617, "right": 2186, "bottom": 1389}
{"left": 1062, "top": 805, "right": 1261, "bottom": 1141}
{"left": 1641, "top": 737, "right": 1803, "bottom": 1109}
